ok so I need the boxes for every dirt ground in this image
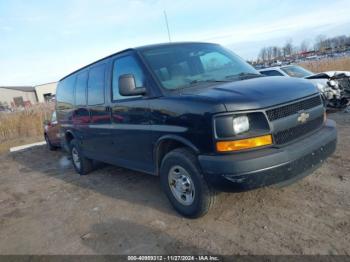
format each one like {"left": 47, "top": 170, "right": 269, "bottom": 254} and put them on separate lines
{"left": 0, "top": 112, "right": 349, "bottom": 255}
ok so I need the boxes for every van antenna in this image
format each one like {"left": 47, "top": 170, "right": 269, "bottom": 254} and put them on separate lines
{"left": 163, "top": 10, "right": 172, "bottom": 42}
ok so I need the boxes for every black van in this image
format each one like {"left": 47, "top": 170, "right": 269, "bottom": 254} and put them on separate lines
{"left": 56, "top": 42, "right": 337, "bottom": 218}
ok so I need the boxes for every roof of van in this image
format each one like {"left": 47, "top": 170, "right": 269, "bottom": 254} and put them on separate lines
{"left": 135, "top": 41, "right": 213, "bottom": 51}
{"left": 59, "top": 42, "right": 215, "bottom": 82}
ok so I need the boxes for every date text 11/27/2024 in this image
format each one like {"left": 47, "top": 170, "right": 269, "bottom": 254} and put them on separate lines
{"left": 127, "top": 255, "right": 221, "bottom": 261}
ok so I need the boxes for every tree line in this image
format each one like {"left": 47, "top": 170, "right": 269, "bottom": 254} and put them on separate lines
{"left": 257, "top": 34, "right": 350, "bottom": 63}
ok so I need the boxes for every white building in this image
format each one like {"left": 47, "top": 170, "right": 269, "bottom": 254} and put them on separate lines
{"left": 0, "top": 82, "right": 57, "bottom": 110}
{"left": 34, "top": 82, "right": 57, "bottom": 103}
{"left": 0, "top": 86, "right": 37, "bottom": 109}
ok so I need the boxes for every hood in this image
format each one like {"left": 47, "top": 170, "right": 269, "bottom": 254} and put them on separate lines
{"left": 180, "top": 76, "right": 319, "bottom": 112}
{"left": 307, "top": 78, "right": 328, "bottom": 87}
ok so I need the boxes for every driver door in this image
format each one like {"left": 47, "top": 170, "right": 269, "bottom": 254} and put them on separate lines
{"left": 108, "top": 53, "right": 154, "bottom": 173}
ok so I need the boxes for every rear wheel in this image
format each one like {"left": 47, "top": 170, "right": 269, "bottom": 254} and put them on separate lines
{"left": 160, "top": 148, "right": 216, "bottom": 218}
{"left": 70, "top": 139, "right": 93, "bottom": 175}
{"left": 45, "top": 134, "right": 56, "bottom": 151}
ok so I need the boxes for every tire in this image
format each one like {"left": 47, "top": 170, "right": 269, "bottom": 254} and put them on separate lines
{"left": 160, "top": 147, "right": 216, "bottom": 218}
{"left": 70, "top": 139, "right": 93, "bottom": 175}
{"left": 45, "top": 134, "right": 56, "bottom": 151}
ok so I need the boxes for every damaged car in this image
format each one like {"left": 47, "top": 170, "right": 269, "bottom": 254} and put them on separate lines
{"left": 259, "top": 65, "right": 350, "bottom": 109}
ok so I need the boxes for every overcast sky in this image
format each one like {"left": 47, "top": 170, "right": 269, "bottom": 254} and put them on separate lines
{"left": 1, "top": 0, "right": 350, "bottom": 85}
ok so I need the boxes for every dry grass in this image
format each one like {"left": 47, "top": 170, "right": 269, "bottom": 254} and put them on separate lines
{"left": 299, "top": 57, "right": 350, "bottom": 73}
{"left": 0, "top": 103, "right": 54, "bottom": 153}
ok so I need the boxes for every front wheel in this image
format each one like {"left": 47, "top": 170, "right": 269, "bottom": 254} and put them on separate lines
{"left": 160, "top": 148, "right": 216, "bottom": 218}
{"left": 70, "top": 139, "right": 93, "bottom": 175}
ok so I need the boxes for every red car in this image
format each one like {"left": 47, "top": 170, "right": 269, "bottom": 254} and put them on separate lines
{"left": 44, "top": 111, "right": 61, "bottom": 150}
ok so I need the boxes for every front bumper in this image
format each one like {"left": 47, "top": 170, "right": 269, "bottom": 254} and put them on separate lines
{"left": 199, "top": 119, "right": 337, "bottom": 192}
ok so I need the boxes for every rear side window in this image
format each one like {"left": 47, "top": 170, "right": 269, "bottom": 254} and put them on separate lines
{"left": 75, "top": 71, "right": 88, "bottom": 106}
{"left": 260, "top": 70, "right": 284, "bottom": 76}
{"left": 56, "top": 75, "right": 76, "bottom": 110}
{"left": 88, "top": 64, "right": 106, "bottom": 105}
{"left": 112, "top": 55, "right": 145, "bottom": 101}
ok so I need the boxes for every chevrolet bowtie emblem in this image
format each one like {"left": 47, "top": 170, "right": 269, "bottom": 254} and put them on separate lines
{"left": 297, "top": 112, "right": 310, "bottom": 124}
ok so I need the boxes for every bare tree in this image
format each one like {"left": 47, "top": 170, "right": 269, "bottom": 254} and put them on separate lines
{"left": 282, "top": 39, "right": 293, "bottom": 58}
{"left": 255, "top": 34, "right": 350, "bottom": 63}
{"left": 300, "top": 40, "right": 310, "bottom": 52}
{"left": 332, "top": 35, "right": 348, "bottom": 50}
{"left": 258, "top": 47, "right": 268, "bottom": 62}
{"left": 314, "top": 34, "right": 327, "bottom": 51}
{"left": 272, "top": 46, "right": 281, "bottom": 59}
{"left": 266, "top": 46, "right": 273, "bottom": 61}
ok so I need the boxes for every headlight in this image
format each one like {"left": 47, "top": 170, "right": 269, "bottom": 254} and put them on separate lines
{"left": 328, "top": 80, "right": 336, "bottom": 87}
{"left": 214, "top": 112, "right": 269, "bottom": 139}
{"left": 233, "top": 116, "right": 249, "bottom": 135}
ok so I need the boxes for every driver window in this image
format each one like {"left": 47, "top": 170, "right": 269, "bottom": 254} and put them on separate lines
{"left": 112, "top": 55, "right": 145, "bottom": 101}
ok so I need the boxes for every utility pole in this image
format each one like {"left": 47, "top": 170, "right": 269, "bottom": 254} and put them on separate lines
{"left": 163, "top": 10, "right": 171, "bottom": 42}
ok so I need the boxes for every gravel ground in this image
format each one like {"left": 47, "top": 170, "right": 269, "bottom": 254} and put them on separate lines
{"left": 0, "top": 112, "right": 349, "bottom": 255}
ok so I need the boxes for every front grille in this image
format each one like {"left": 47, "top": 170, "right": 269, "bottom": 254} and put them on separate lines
{"left": 266, "top": 96, "right": 322, "bottom": 121}
{"left": 274, "top": 116, "right": 324, "bottom": 144}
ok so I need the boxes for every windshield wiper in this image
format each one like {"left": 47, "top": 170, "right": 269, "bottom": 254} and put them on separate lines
{"left": 225, "top": 72, "right": 264, "bottom": 80}
{"left": 189, "top": 79, "right": 229, "bottom": 86}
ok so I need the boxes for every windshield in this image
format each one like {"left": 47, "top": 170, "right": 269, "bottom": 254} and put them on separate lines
{"left": 141, "top": 43, "right": 260, "bottom": 90}
{"left": 280, "top": 65, "right": 313, "bottom": 78}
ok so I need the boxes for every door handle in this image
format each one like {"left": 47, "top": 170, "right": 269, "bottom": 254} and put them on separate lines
{"left": 106, "top": 106, "right": 112, "bottom": 119}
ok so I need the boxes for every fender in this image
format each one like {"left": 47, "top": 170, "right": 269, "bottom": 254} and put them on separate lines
{"left": 61, "top": 129, "right": 76, "bottom": 152}
{"left": 153, "top": 134, "right": 200, "bottom": 175}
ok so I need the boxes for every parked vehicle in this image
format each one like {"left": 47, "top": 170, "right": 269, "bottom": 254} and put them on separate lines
{"left": 56, "top": 42, "right": 337, "bottom": 218}
{"left": 44, "top": 111, "right": 61, "bottom": 150}
{"left": 259, "top": 65, "right": 350, "bottom": 109}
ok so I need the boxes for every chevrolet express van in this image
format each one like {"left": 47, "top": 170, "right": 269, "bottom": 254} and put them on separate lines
{"left": 56, "top": 42, "right": 337, "bottom": 217}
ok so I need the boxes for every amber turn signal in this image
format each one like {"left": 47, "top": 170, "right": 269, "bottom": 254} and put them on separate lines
{"left": 216, "top": 134, "right": 273, "bottom": 152}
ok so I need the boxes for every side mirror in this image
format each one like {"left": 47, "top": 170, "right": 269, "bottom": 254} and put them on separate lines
{"left": 119, "top": 74, "right": 146, "bottom": 96}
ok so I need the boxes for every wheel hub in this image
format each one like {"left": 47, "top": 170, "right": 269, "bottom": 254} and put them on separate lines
{"left": 168, "top": 165, "right": 195, "bottom": 206}
{"left": 71, "top": 147, "right": 81, "bottom": 170}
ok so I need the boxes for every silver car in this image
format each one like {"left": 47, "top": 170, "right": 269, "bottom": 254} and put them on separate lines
{"left": 259, "top": 65, "right": 350, "bottom": 109}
